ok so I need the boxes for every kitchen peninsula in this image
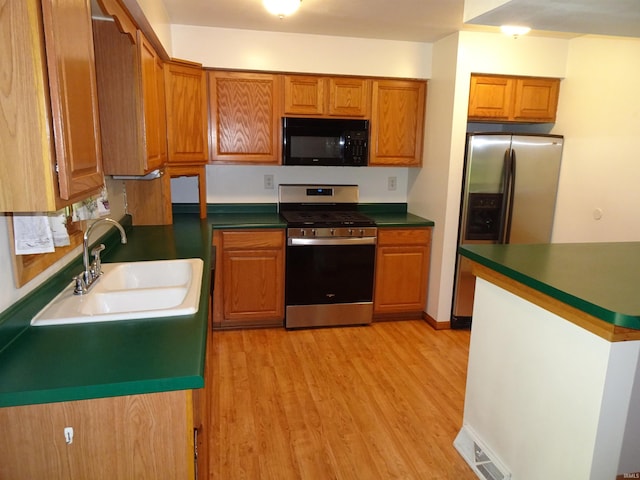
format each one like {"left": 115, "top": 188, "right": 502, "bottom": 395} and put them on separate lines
{"left": 453, "top": 242, "right": 640, "bottom": 479}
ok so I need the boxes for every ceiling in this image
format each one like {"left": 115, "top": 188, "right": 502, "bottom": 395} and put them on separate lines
{"left": 162, "top": 0, "right": 640, "bottom": 43}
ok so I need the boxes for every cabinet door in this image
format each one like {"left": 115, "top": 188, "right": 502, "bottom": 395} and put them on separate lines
{"left": 209, "top": 71, "right": 281, "bottom": 164}
{"left": 222, "top": 248, "right": 284, "bottom": 322}
{"left": 374, "top": 228, "right": 431, "bottom": 315}
{"left": 467, "top": 75, "right": 513, "bottom": 121}
{"left": 165, "top": 60, "right": 209, "bottom": 164}
{"left": 93, "top": 21, "right": 167, "bottom": 176}
{"left": 42, "top": 0, "right": 104, "bottom": 202}
{"left": 284, "top": 75, "right": 325, "bottom": 115}
{"left": 0, "top": 392, "right": 193, "bottom": 479}
{"left": 512, "top": 77, "right": 560, "bottom": 122}
{"left": 138, "top": 31, "right": 167, "bottom": 172}
{"left": 370, "top": 79, "right": 426, "bottom": 166}
{"left": 328, "top": 77, "right": 370, "bottom": 117}
{"left": 213, "top": 230, "right": 285, "bottom": 328}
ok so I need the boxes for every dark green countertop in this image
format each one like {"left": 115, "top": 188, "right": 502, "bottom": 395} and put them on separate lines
{"left": 0, "top": 203, "right": 433, "bottom": 408}
{"left": 0, "top": 215, "right": 212, "bottom": 407}
{"left": 365, "top": 212, "right": 434, "bottom": 228}
{"left": 358, "top": 203, "right": 435, "bottom": 227}
{"left": 460, "top": 242, "right": 640, "bottom": 330}
{"left": 189, "top": 202, "right": 434, "bottom": 229}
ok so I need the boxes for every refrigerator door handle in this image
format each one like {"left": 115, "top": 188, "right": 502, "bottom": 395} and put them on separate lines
{"left": 498, "top": 149, "right": 511, "bottom": 243}
{"left": 504, "top": 149, "right": 517, "bottom": 243}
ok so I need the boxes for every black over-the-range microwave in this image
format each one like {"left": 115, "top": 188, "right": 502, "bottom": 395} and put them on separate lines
{"left": 282, "top": 117, "right": 369, "bottom": 166}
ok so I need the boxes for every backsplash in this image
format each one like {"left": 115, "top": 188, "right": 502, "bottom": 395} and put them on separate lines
{"left": 171, "top": 164, "right": 410, "bottom": 204}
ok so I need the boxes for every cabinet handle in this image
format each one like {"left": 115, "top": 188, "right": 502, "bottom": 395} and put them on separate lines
{"left": 193, "top": 427, "right": 199, "bottom": 480}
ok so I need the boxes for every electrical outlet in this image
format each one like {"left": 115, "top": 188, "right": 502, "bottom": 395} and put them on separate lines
{"left": 387, "top": 176, "right": 397, "bottom": 191}
{"left": 264, "top": 174, "right": 274, "bottom": 190}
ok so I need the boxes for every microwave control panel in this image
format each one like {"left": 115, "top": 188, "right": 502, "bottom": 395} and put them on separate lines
{"left": 344, "top": 131, "right": 368, "bottom": 165}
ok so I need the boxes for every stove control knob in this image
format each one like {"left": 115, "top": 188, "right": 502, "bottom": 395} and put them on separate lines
{"left": 311, "top": 229, "right": 316, "bottom": 236}
{"left": 330, "top": 228, "right": 335, "bottom": 236}
{"left": 359, "top": 229, "right": 365, "bottom": 236}
{"left": 348, "top": 229, "right": 353, "bottom": 236}
{"left": 301, "top": 229, "right": 306, "bottom": 236}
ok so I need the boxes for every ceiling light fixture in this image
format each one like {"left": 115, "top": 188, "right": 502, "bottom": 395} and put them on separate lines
{"left": 500, "top": 25, "right": 531, "bottom": 38}
{"left": 263, "top": 0, "right": 302, "bottom": 18}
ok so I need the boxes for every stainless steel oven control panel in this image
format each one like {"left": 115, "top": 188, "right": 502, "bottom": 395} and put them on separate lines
{"left": 287, "top": 227, "right": 377, "bottom": 239}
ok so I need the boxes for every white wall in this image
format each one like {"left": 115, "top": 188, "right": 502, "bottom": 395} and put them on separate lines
{"left": 169, "top": 25, "right": 432, "bottom": 205}
{"left": 172, "top": 166, "right": 409, "bottom": 204}
{"left": 408, "top": 32, "right": 462, "bottom": 325}
{"left": 132, "top": 0, "right": 173, "bottom": 54}
{"left": 171, "top": 25, "right": 431, "bottom": 78}
{"left": 552, "top": 36, "right": 640, "bottom": 242}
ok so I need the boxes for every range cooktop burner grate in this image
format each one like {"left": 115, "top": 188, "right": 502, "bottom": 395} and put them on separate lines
{"left": 280, "top": 210, "right": 375, "bottom": 227}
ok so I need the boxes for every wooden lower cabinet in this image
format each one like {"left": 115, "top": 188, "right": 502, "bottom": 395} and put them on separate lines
{"left": 212, "top": 229, "right": 285, "bottom": 329}
{"left": 0, "top": 390, "right": 202, "bottom": 479}
{"left": 374, "top": 227, "right": 432, "bottom": 319}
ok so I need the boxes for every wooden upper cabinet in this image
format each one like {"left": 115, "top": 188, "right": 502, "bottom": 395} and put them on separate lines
{"left": 328, "top": 77, "right": 370, "bottom": 117}
{"left": 467, "top": 75, "right": 513, "bottom": 120}
{"left": 468, "top": 74, "right": 560, "bottom": 123}
{"left": 284, "top": 75, "right": 325, "bottom": 115}
{"left": 370, "top": 79, "right": 426, "bottom": 167}
{"left": 138, "top": 31, "right": 167, "bottom": 172}
{"left": 209, "top": 71, "right": 281, "bottom": 164}
{"left": 283, "top": 75, "right": 370, "bottom": 117}
{"left": 0, "top": 0, "right": 104, "bottom": 212}
{"left": 93, "top": 21, "right": 167, "bottom": 176}
{"left": 164, "top": 60, "right": 209, "bottom": 165}
{"left": 512, "top": 77, "right": 560, "bottom": 122}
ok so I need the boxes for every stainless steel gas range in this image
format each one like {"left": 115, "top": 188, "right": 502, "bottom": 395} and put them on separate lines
{"left": 279, "top": 184, "right": 377, "bottom": 329}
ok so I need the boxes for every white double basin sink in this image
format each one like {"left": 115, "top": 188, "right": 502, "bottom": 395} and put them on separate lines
{"left": 31, "top": 258, "right": 204, "bottom": 326}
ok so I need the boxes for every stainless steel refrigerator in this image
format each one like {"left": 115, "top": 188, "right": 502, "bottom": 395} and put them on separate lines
{"left": 451, "top": 133, "right": 564, "bottom": 328}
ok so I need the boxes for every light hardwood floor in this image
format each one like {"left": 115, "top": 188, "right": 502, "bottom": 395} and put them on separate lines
{"left": 207, "top": 320, "right": 476, "bottom": 479}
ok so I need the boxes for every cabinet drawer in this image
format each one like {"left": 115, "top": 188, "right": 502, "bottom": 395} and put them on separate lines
{"left": 220, "top": 230, "right": 284, "bottom": 249}
{"left": 377, "top": 228, "right": 431, "bottom": 246}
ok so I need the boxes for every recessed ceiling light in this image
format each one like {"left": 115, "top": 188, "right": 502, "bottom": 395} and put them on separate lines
{"left": 500, "top": 25, "right": 532, "bottom": 37}
{"left": 263, "top": 0, "right": 302, "bottom": 18}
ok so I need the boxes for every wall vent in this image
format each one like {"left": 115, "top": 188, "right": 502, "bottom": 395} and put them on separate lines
{"left": 474, "top": 442, "right": 510, "bottom": 480}
{"left": 454, "top": 425, "right": 511, "bottom": 480}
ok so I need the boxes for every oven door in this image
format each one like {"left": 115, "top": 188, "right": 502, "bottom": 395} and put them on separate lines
{"left": 285, "top": 237, "right": 375, "bottom": 328}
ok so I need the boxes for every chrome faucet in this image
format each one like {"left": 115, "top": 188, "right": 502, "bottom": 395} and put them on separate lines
{"left": 74, "top": 218, "right": 127, "bottom": 295}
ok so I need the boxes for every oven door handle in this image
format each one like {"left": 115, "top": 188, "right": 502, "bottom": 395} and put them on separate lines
{"left": 288, "top": 237, "right": 377, "bottom": 246}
